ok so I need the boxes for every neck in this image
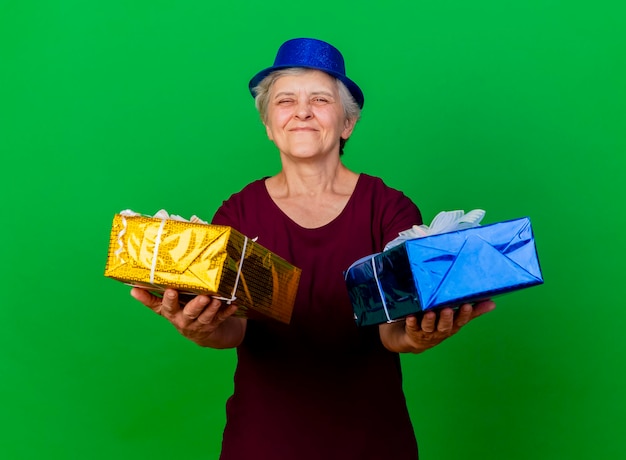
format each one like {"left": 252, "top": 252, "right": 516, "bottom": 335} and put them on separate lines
{"left": 271, "top": 158, "right": 356, "bottom": 198}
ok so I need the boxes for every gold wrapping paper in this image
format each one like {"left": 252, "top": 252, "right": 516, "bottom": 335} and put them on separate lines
{"left": 104, "top": 213, "right": 301, "bottom": 324}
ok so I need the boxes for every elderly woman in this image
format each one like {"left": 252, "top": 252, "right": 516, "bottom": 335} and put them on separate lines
{"left": 131, "top": 38, "right": 495, "bottom": 459}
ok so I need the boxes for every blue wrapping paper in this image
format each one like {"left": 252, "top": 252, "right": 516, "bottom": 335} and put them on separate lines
{"left": 345, "top": 217, "right": 543, "bottom": 327}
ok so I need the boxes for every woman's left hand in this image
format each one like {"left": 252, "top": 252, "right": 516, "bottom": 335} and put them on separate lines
{"left": 379, "top": 300, "right": 496, "bottom": 354}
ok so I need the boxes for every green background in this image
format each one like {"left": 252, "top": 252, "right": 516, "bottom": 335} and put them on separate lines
{"left": 2, "top": 1, "right": 624, "bottom": 458}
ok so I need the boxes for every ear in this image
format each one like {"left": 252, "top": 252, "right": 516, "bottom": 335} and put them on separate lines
{"left": 264, "top": 122, "right": 274, "bottom": 141}
{"left": 341, "top": 117, "right": 357, "bottom": 140}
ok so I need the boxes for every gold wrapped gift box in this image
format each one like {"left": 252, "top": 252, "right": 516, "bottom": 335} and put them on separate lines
{"left": 104, "top": 213, "right": 301, "bottom": 324}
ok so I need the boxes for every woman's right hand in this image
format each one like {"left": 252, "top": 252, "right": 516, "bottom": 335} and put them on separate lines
{"left": 130, "top": 288, "right": 247, "bottom": 349}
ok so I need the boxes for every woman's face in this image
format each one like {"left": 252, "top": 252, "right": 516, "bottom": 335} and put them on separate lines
{"left": 264, "top": 70, "right": 356, "bottom": 161}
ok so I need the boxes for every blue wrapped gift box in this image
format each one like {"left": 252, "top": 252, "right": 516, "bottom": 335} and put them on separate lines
{"left": 345, "top": 217, "right": 543, "bottom": 327}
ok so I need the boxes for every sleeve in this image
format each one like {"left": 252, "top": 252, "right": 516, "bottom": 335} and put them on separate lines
{"left": 380, "top": 189, "right": 423, "bottom": 249}
{"left": 210, "top": 179, "right": 265, "bottom": 233}
{"left": 211, "top": 195, "right": 241, "bottom": 228}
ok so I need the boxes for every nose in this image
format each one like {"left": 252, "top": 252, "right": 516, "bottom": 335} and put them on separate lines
{"left": 294, "top": 98, "right": 313, "bottom": 120}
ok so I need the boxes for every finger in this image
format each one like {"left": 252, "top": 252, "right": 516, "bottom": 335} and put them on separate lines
{"left": 181, "top": 295, "right": 211, "bottom": 321}
{"left": 455, "top": 303, "right": 474, "bottom": 328}
{"left": 160, "top": 289, "right": 181, "bottom": 316}
{"left": 196, "top": 298, "right": 225, "bottom": 324}
{"left": 130, "top": 287, "right": 163, "bottom": 311}
{"left": 436, "top": 308, "right": 455, "bottom": 332}
{"left": 420, "top": 311, "right": 437, "bottom": 333}
{"left": 216, "top": 303, "right": 239, "bottom": 322}
{"left": 472, "top": 299, "right": 496, "bottom": 318}
{"left": 404, "top": 315, "right": 419, "bottom": 333}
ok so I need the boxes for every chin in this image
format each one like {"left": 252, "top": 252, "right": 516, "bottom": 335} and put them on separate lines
{"left": 291, "top": 151, "right": 331, "bottom": 161}
{"left": 286, "top": 144, "right": 336, "bottom": 158}
{"left": 283, "top": 147, "right": 319, "bottom": 158}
